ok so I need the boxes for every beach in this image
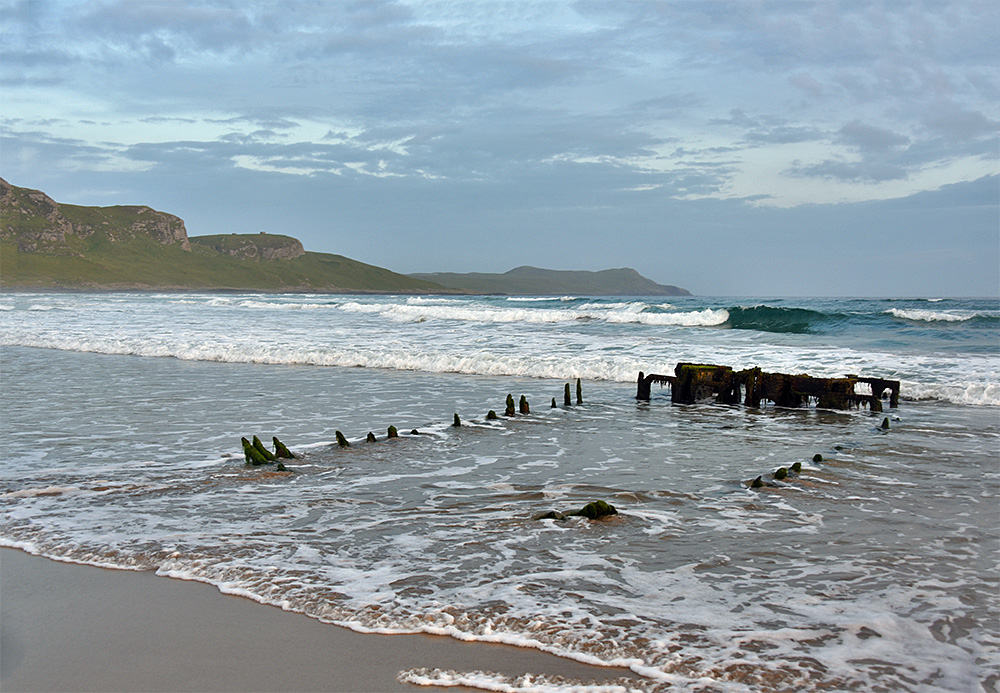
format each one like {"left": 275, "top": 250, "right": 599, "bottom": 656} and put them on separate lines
{"left": 1, "top": 293, "right": 997, "bottom": 691}
{"left": 1, "top": 548, "right": 639, "bottom": 692}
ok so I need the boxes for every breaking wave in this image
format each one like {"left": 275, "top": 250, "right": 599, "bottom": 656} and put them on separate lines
{"left": 723, "top": 305, "right": 842, "bottom": 334}
{"left": 337, "top": 300, "right": 728, "bottom": 327}
{"left": 886, "top": 308, "right": 999, "bottom": 325}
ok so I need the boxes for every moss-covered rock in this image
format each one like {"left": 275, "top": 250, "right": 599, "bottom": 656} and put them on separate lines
{"left": 773, "top": 467, "right": 788, "bottom": 480}
{"left": 568, "top": 500, "right": 618, "bottom": 519}
{"left": 335, "top": 431, "right": 350, "bottom": 448}
{"left": 486, "top": 410, "right": 498, "bottom": 420}
{"left": 812, "top": 453, "right": 824, "bottom": 462}
{"left": 790, "top": 461, "right": 802, "bottom": 473}
{"left": 367, "top": 432, "right": 377, "bottom": 442}
{"left": 387, "top": 425, "right": 399, "bottom": 438}
{"left": 750, "top": 475, "right": 764, "bottom": 489}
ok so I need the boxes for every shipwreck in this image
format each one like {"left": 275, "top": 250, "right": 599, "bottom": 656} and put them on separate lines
{"left": 637, "top": 363, "right": 900, "bottom": 412}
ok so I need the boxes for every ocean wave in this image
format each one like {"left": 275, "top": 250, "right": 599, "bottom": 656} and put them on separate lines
{"left": 336, "top": 300, "right": 726, "bottom": 327}
{"left": 505, "top": 296, "right": 567, "bottom": 302}
{"left": 900, "top": 380, "right": 1000, "bottom": 406}
{"left": 723, "top": 305, "right": 841, "bottom": 334}
{"left": 886, "top": 308, "right": 997, "bottom": 324}
{"left": 4, "top": 332, "right": 998, "bottom": 405}
{"left": 399, "top": 668, "right": 650, "bottom": 691}
{"left": 235, "top": 299, "right": 333, "bottom": 310}
{"left": 405, "top": 296, "right": 464, "bottom": 305}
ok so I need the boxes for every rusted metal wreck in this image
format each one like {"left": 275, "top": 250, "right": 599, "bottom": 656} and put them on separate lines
{"left": 637, "top": 363, "right": 900, "bottom": 412}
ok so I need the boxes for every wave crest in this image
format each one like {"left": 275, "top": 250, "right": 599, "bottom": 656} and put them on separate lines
{"left": 724, "top": 305, "right": 837, "bottom": 334}
{"left": 886, "top": 308, "right": 996, "bottom": 324}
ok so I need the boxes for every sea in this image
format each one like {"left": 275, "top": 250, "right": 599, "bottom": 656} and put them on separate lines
{"left": 1, "top": 292, "right": 998, "bottom": 692}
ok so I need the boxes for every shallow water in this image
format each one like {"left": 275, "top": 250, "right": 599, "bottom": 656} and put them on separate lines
{"left": 1, "top": 293, "right": 998, "bottom": 691}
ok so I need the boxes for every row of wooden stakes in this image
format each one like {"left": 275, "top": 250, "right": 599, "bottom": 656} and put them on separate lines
{"left": 236, "top": 380, "right": 618, "bottom": 521}
{"left": 241, "top": 379, "right": 586, "bottom": 462}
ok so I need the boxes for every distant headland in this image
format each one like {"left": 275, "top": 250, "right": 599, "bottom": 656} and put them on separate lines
{"left": 0, "top": 178, "right": 690, "bottom": 296}
{"left": 411, "top": 267, "right": 690, "bottom": 296}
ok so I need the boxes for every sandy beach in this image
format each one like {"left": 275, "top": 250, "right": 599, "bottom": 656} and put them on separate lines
{"left": 0, "top": 548, "right": 637, "bottom": 692}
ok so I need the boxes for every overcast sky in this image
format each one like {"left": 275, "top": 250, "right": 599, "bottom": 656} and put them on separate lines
{"left": 2, "top": 0, "right": 997, "bottom": 296}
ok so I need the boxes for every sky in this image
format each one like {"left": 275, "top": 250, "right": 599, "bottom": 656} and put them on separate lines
{"left": 1, "top": 0, "right": 997, "bottom": 296}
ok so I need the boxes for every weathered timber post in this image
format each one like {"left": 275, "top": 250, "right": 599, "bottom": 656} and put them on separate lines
{"left": 576, "top": 378, "right": 583, "bottom": 405}
{"left": 252, "top": 436, "right": 277, "bottom": 461}
{"left": 564, "top": 383, "right": 572, "bottom": 406}
{"left": 741, "top": 367, "right": 763, "bottom": 407}
{"left": 242, "top": 437, "right": 269, "bottom": 466}
{"left": 273, "top": 437, "right": 294, "bottom": 459}
{"left": 637, "top": 371, "right": 650, "bottom": 400}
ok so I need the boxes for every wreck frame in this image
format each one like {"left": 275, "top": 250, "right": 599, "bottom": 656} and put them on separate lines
{"left": 637, "top": 363, "right": 900, "bottom": 412}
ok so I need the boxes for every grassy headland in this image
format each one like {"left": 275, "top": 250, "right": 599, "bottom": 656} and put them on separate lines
{"left": 1, "top": 177, "right": 690, "bottom": 295}
{"left": 0, "top": 178, "right": 454, "bottom": 293}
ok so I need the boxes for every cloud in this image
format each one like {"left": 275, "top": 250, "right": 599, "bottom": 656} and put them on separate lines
{"left": 1, "top": 0, "right": 996, "bottom": 296}
{"left": 787, "top": 159, "right": 909, "bottom": 183}
{"left": 923, "top": 102, "right": 999, "bottom": 142}
{"left": 77, "top": 0, "right": 258, "bottom": 56}
{"left": 838, "top": 121, "right": 909, "bottom": 152}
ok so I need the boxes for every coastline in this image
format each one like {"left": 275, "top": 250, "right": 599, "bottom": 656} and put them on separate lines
{"left": 0, "top": 285, "right": 474, "bottom": 296}
{"left": 0, "top": 548, "right": 639, "bottom": 692}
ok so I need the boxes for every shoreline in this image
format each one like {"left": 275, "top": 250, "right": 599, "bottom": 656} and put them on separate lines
{"left": 0, "top": 547, "right": 640, "bottom": 692}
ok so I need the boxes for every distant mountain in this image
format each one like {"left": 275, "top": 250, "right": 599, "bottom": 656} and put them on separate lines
{"left": 0, "top": 178, "right": 454, "bottom": 293}
{"left": 411, "top": 266, "right": 691, "bottom": 296}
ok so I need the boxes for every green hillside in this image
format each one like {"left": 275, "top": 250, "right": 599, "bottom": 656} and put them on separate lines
{"left": 0, "top": 178, "right": 453, "bottom": 293}
{"left": 411, "top": 266, "right": 691, "bottom": 296}
{"left": 0, "top": 178, "right": 690, "bottom": 295}
{"left": 1, "top": 238, "right": 453, "bottom": 293}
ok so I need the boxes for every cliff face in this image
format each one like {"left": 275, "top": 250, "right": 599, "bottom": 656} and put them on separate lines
{"left": 0, "top": 177, "right": 190, "bottom": 253}
{"left": 189, "top": 233, "right": 305, "bottom": 261}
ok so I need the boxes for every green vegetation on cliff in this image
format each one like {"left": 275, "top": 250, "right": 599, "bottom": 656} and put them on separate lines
{"left": 0, "top": 178, "right": 452, "bottom": 293}
{"left": 1, "top": 238, "right": 452, "bottom": 292}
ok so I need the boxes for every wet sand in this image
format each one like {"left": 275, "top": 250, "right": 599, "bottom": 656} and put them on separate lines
{"left": 0, "top": 548, "right": 636, "bottom": 692}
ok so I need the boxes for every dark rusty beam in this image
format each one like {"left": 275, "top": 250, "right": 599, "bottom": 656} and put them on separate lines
{"left": 636, "top": 371, "right": 675, "bottom": 400}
